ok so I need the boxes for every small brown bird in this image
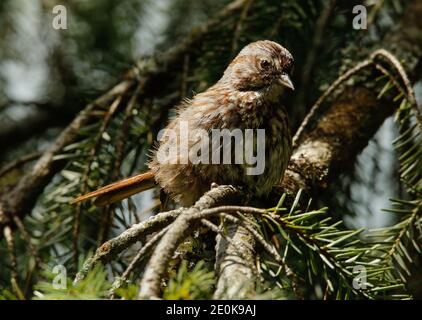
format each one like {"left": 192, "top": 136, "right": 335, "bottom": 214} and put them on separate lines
{"left": 73, "top": 40, "right": 294, "bottom": 207}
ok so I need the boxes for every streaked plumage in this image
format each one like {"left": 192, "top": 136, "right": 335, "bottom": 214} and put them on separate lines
{"left": 73, "top": 40, "right": 294, "bottom": 207}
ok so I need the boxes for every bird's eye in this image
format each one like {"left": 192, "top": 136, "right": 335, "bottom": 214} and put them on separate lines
{"left": 260, "top": 59, "right": 271, "bottom": 69}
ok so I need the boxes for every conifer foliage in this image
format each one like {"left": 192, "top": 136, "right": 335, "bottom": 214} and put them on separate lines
{"left": 0, "top": 0, "right": 420, "bottom": 300}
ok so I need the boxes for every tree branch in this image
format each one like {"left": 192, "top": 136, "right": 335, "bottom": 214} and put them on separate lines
{"left": 213, "top": 217, "right": 257, "bottom": 299}
{"left": 138, "top": 185, "right": 244, "bottom": 298}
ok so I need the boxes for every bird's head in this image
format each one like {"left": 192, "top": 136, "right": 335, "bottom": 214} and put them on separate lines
{"left": 222, "top": 40, "right": 294, "bottom": 97}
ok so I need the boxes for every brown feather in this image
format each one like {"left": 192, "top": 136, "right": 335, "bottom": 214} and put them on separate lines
{"left": 71, "top": 171, "right": 156, "bottom": 205}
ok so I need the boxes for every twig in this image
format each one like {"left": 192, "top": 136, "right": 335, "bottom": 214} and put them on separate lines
{"left": 371, "top": 49, "right": 422, "bottom": 129}
{"left": 231, "top": 0, "right": 253, "bottom": 54}
{"left": 108, "top": 225, "right": 170, "bottom": 298}
{"left": 201, "top": 219, "right": 222, "bottom": 234}
{"left": 221, "top": 213, "right": 302, "bottom": 298}
{"left": 368, "top": 0, "right": 385, "bottom": 25}
{"left": 74, "top": 208, "right": 181, "bottom": 283}
{"left": 292, "top": 59, "right": 373, "bottom": 149}
{"left": 180, "top": 54, "right": 190, "bottom": 98}
{"left": 295, "top": 0, "right": 337, "bottom": 113}
{"left": 3, "top": 226, "right": 25, "bottom": 299}
{"left": 0, "top": 152, "right": 42, "bottom": 178}
{"left": 77, "top": 195, "right": 261, "bottom": 289}
{"left": 12, "top": 216, "right": 43, "bottom": 269}
{"left": 12, "top": 215, "right": 43, "bottom": 296}
{"left": 267, "top": 11, "right": 284, "bottom": 39}
{"left": 201, "top": 205, "right": 265, "bottom": 216}
{"left": 373, "top": 63, "right": 406, "bottom": 96}
{"left": 73, "top": 95, "right": 123, "bottom": 269}
{"left": 99, "top": 83, "right": 144, "bottom": 243}
{"left": 293, "top": 48, "right": 422, "bottom": 149}
{"left": 202, "top": 217, "right": 258, "bottom": 264}
{"left": 138, "top": 185, "right": 242, "bottom": 299}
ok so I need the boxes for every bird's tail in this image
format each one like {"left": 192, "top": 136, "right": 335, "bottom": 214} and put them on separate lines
{"left": 71, "top": 171, "right": 156, "bottom": 207}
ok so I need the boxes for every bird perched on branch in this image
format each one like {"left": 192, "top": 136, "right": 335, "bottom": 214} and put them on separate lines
{"left": 73, "top": 40, "right": 294, "bottom": 207}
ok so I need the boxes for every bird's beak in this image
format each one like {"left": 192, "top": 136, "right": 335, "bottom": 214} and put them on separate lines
{"left": 278, "top": 73, "right": 294, "bottom": 91}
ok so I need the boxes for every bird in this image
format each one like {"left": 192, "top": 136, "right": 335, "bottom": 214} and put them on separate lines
{"left": 72, "top": 40, "right": 294, "bottom": 208}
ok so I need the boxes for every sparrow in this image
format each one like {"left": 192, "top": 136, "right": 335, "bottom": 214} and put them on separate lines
{"left": 73, "top": 40, "right": 294, "bottom": 207}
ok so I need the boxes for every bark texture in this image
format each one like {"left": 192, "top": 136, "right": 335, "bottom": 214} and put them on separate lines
{"left": 214, "top": 222, "right": 257, "bottom": 299}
